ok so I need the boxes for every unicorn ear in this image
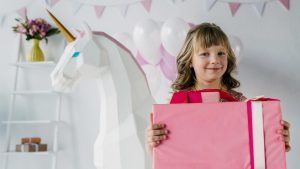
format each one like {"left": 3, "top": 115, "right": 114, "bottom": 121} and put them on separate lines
{"left": 81, "top": 22, "right": 92, "bottom": 39}
{"left": 73, "top": 22, "right": 93, "bottom": 52}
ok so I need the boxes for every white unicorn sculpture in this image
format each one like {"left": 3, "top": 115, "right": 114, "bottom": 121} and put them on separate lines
{"left": 48, "top": 11, "right": 153, "bottom": 169}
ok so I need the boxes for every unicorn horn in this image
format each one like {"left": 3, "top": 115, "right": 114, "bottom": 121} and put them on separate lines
{"left": 46, "top": 9, "right": 75, "bottom": 43}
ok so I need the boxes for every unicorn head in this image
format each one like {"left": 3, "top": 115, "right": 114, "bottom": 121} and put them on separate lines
{"left": 49, "top": 10, "right": 107, "bottom": 92}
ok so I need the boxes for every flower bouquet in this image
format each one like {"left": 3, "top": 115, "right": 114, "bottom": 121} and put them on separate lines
{"left": 12, "top": 17, "right": 60, "bottom": 62}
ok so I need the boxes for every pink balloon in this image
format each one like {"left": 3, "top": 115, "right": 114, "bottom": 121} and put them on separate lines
{"left": 159, "top": 45, "right": 177, "bottom": 81}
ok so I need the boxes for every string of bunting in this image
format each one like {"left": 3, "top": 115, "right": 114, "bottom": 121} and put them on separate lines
{"left": 207, "top": 0, "right": 290, "bottom": 16}
{"left": 0, "top": 0, "right": 290, "bottom": 27}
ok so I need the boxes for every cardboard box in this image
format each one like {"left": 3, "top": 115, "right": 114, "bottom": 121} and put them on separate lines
{"left": 21, "top": 137, "right": 41, "bottom": 144}
{"left": 16, "top": 143, "right": 47, "bottom": 152}
{"left": 152, "top": 90, "right": 286, "bottom": 169}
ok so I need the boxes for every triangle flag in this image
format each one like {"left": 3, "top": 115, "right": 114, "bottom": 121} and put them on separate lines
{"left": 16, "top": 7, "right": 27, "bottom": 19}
{"left": 229, "top": 3, "right": 240, "bottom": 16}
{"left": 50, "top": 0, "right": 60, "bottom": 7}
{"left": 141, "top": 0, "right": 152, "bottom": 12}
{"left": 279, "top": 0, "right": 289, "bottom": 10}
{"left": 94, "top": 6, "right": 105, "bottom": 18}
{"left": 254, "top": 2, "right": 266, "bottom": 16}
{"left": 206, "top": 0, "right": 218, "bottom": 11}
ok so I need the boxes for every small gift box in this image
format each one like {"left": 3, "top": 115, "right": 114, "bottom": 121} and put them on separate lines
{"left": 16, "top": 137, "right": 48, "bottom": 152}
{"left": 15, "top": 143, "right": 47, "bottom": 152}
{"left": 21, "top": 137, "right": 41, "bottom": 144}
{"left": 16, "top": 143, "right": 37, "bottom": 152}
{"left": 37, "top": 144, "right": 47, "bottom": 152}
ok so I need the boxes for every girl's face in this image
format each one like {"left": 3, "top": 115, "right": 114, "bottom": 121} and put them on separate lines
{"left": 191, "top": 45, "right": 228, "bottom": 85}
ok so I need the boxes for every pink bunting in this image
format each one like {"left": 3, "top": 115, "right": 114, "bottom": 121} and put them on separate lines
{"left": 229, "top": 3, "right": 240, "bottom": 16}
{"left": 141, "top": 0, "right": 152, "bottom": 12}
{"left": 279, "top": 0, "right": 289, "bottom": 10}
{"left": 94, "top": 6, "right": 105, "bottom": 18}
{"left": 253, "top": 2, "right": 266, "bottom": 16}
{"left": 159, "top": 45, "right": 177, "bottom": 81}
{"left": 50, "top": 0, "right": 60, "bottom": 6}
{"left": 16, "top": 7, "right": 27, "bottom": 19}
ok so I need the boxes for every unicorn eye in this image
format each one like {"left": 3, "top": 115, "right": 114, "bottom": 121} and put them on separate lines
{"left": 72, "top": 52, "right": 80, "bottom": 58}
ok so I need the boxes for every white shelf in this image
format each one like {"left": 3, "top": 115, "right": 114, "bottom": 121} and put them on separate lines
{"left": 1, "top": 120, "right": 66, "bottom": 125}
{"left": 2, "top": 151, "right": 55, "bottom": 156}
{"left": 10, "top": 61, "right": 56, "bottom": 68}
{"left": 11, "top": 90, "right": 61, "bottom": 95}
{"left": 3, "top": 35, "right": 60, "bottom": 169}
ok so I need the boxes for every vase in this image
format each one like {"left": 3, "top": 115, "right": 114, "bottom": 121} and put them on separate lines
{"left": 26, "top": 39, "right": 45, "bottom": 62}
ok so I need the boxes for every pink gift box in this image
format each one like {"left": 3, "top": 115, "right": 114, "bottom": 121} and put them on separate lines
{"left": 152, "top": 90, "right": 286, "bottom": 169}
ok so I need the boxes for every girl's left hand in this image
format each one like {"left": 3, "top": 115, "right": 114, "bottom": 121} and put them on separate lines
{"left": 278, "top": 120, "right": 291, "bottom": 152}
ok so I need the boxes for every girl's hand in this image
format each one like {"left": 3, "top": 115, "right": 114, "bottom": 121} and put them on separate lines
{"left": 277, "top": 120, "right": 291, "bottom": 152}
{"left": 145, "top": 123, "right": 169, "bottom": 155}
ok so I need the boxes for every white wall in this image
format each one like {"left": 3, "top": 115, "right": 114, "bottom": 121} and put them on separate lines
{"left": 0, "top": 0, "right": 299, "bottom": 168}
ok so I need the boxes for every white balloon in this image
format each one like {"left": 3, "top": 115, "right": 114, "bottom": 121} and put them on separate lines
{"left": 141, "top": 65, "right": 161, "bottom": 95}
{"left": 161, "top": 18, "right": 190, "bottom": 57}
{"left": 229, "top": 36, "right": 243, "bottom": 63}
{"left": 114, "top": 32, "right": 137, "bottom": 56}
{"left": 133, "top": 19, "right": 161, "bottom": 65}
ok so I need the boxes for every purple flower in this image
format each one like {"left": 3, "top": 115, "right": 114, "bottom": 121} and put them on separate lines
{"left": 16, "top": 25, "right": 27, "bottom": 34}
{"left": 29, "top": 29, "right": 34, "bottom": 36}
{"left": 31, "top": 24, "right": 39, "bottom": 33}
{"left": 13, "top": 16, "right": 59, "bottom": 42}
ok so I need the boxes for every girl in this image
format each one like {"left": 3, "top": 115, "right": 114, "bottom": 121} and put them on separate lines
{"left": 145, "top": 23, "right": 291, "bottom": 155}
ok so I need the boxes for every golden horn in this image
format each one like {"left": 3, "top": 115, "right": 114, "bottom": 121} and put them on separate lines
{"left": 46, "top": 9, "right": 75, "bottom": 43}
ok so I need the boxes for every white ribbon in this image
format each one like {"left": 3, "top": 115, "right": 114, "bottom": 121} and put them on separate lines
{"left": 251, "top": 101, "right": 266, "bottom": 169}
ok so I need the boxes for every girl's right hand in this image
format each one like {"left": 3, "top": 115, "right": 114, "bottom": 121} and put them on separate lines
{"left": 145, "top": 123, "right": 169, "bottom": 155}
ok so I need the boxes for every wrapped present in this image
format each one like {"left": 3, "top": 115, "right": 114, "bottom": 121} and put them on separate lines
{"left": 38, "top": 144, "right": 47, "bottom": 152}
{"left": 21, "top": 137, "right": 41, "bottom": 144}
{"left": 152, "top": 89, "right": 286, "bottom": 169}
{"left": 16, "top": 143, "right": 37, "bottom": 152}
{"left": 16, "top": 143, "right": 47, "bottom": 152}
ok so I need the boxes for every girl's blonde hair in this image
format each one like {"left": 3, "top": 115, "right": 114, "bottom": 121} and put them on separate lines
{"left": 171, "top": 23, "right": 240, "bottom": 91}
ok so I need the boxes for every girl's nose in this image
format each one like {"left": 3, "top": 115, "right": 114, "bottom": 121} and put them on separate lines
{"left": 210, "top": 54, "right": 220, "bottom": 64}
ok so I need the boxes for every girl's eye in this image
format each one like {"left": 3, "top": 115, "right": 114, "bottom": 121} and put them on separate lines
{"left": 218, "top": 51, "right": 226, "bottom": 56}
{"left": 200, "top": 52, "right": 209, "bottom": 57}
